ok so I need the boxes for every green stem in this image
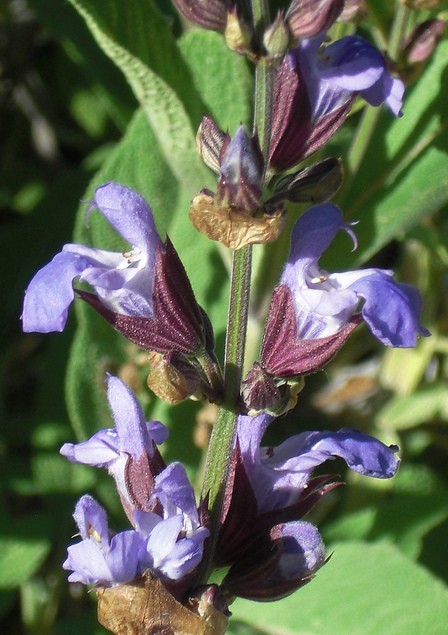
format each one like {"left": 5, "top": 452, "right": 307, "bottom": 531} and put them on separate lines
{"left": 388, "top": 1, "right": 410, "bottom": 61}
{"left": 197, "top": 0, "right": 274, "bottom": 582}
{"left": 251, "top": 0, "right": 270, "bottom": 34}
{"left": 254, "top": 57, "right": 274, "bottom": 182}
{"left": 198, "top": 247, "right": 252, "bottom": 582}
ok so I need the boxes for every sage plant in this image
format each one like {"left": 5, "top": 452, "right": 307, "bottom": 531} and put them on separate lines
{"left": 21, "top": 0, "right": 434, "bottom": 633}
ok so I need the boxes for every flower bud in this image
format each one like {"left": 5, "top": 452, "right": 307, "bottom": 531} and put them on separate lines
{"left": 196, "top": 116, "right": 226, "bottom": 175}
{"left": 286, "top": 0, "right": 344, "bottom": 40}
{"left": 402, "top": 19, "right": 446, "bottom": 64}
{"left": 267, "top": 158, "right": 343, "bottom": 206}
{"left": 241, "top": 362, "right": 304, "bottom": 416}
{"left": 224, "top": 8, "right": 253, "bottom": 55}
{"left": 340, "top": 0, "right": 367, "bottom": 23}
{"left": 263, "top": 13, "right": 290, "bottom": 59}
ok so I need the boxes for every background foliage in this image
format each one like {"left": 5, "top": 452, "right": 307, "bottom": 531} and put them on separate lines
{"left": 1, "top": 0, "right": 448, "bottom": 633}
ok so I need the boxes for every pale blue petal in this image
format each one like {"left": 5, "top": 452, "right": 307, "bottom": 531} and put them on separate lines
{"left": 274, "top": 521, "right": 326, "bottom": 579}
{"left": 73, "top": 495, "right": 109, "bottom": 542}
{"left": 60, "top": 429, "right": 119, "bottom": 467}
{"left": 22, "top": 251, "right": 93, "bottom": 332}
{"left": 93, "top": 182, "right": 159, "bottom": 258}
{"left": 153, "top": 463, "right": 198, "bottom": 523}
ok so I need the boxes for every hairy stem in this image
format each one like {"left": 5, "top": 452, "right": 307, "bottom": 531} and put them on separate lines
{"left": 198, "top": 0, "right": 273, "bottom": 583}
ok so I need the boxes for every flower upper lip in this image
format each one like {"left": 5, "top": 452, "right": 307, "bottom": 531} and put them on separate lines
{"left": 280, "top": 203, "right": 429, "bottom": 347}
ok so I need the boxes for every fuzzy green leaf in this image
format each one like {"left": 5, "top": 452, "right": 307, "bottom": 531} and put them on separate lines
{"left": 231, "top": 541, "right": 448, "bottom": 635}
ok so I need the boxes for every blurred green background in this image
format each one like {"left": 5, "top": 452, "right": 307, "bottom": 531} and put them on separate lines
{"left": 1, "top": 0, "right": 448, "bottom": 633}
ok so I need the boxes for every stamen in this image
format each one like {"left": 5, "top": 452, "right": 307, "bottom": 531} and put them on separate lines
{"left": 310, "top": 274, "right": 328, "bottom": 284}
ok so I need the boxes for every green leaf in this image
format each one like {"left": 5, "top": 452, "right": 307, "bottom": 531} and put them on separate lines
{"left": 325, "top": 465, "right": 448, "bottom": 559}
{"left": 178, "top": 29, "right": 253, "bottom": 131}
{"left": 231, "top": 542, "right": 448, "bottom": 635}
{"left": 28, "top": 0, "right": 136, "bottom": 130}
{"left": 336, "top": 40, "right": 448, "bottom": 267}
{"left": 68, "top": 0, "right": 209, "bottom": 187}
{"left": 0, "top": 520, "right": 50, "bottom": 589}
{"left": 377, "top": 382, "right": 448, "bottom": 430}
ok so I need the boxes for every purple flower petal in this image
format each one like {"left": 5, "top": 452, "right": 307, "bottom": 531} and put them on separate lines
{"left": 60, "top": 377, "right": 168, "bottom": 518}
{"left": 64, "top": 495, "right": 141, "bottom": 586}
{"left": 272, "top": 521, "right": 326, "bottom": 579}
{"left": 237, "top": 416, "right": 400, "bottom": 512}
{"left": 60, "top": 429, "right": 120, "bottom": 467}
{"left": 347, "top": 271, "right": 429, "bottom": 346}
{"left": 22, "top": 251, "right": 94, "bottom": 332}
{"left": 299, "top": 34, "right": 405, "bottom": 117}
{"left": 73, "top": 495, "right": 109, "bottom": 542}
{"left": 278, "top": 204, "right": 428, "bottom": 346}
{"left": 142, "top": 516, "right": 209, "bottom": 580}
{"left": 106, "top": 375, "right": 167, "bottom": 459}
{"left": 92, "top": 182, "right": 158, "bottom": 257}
{"left": 22, "top": 183, "right": 162, "bottom": 333}
{"left": 152, "top": 462, "right": 200, "bottom": 525}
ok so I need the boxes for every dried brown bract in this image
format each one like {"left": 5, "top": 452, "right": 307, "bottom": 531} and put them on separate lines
{"left": 189, "top": 192, "right": 285, "bottom": 250}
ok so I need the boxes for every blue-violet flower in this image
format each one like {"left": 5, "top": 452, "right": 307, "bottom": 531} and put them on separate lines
{"left": 63, "top": 495, "right": 141, "bottom": 586}
{"left": 270, "top": 34, "right": 405, "bottom": 170}
{"left": 218, "top": 413, "right": 399, "bottom": 600}
{"left": 61, "top": 375, "right": 168, "bottom": 520}
{"left": 22, "top": 182, "right": 217, "bottom": 362}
